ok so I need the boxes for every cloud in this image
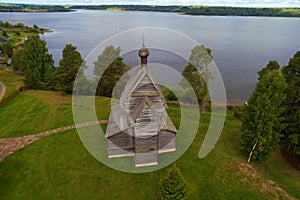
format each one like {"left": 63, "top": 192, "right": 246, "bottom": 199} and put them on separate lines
{"left": 2, "top": 0, "right": 300, "bottom": 7}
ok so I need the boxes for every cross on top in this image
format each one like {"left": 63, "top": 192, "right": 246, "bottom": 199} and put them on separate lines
{"left": 142, "top": 34, "right": 146, "bottom": 47}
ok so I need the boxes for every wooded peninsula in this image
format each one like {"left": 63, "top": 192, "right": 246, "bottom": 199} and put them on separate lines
{"left": 0, "top": 3, "right": 300, "bottom": 17}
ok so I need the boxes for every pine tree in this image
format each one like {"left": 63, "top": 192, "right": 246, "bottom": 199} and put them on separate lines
{"left": 159, "top": 164, "right": 190, "bottom": 200}
{"left": 282, "top": 51, "right": 300, "bottom": 156}
{"left": 56, "top": 44, "right": 84, "bottom": 93}
{"left": 257, "top": 60, "right": 280, "bottom": 80}
{"left": 93, "top": 45, "right": 129, "bottom": 97}
{"left": 241, "top": 68, "right": 287, "bottom": 162}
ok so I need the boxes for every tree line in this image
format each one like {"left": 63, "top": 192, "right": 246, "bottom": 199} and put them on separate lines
{"left": 11, "top": 35, "right": 129, "bottom": 96}
{"left": 0, "top": 4, "right": 71, "bottom": 12}
{"left": 184, "top": 6, "right": 300, "bottom": 17}
{"left": 10, "top": 34, "right": 202, "bottom": 104}
{"left": 240, "top": 53, "right": 300, "bottom": 162}
{"left": 70, "top": 5, "right": 300, "bottom": 17}
{"left": 2, "top": 3, "right": 300, "bottom": 17}
{"left": 180, "top": 45, "right": 300, "bottom": 163}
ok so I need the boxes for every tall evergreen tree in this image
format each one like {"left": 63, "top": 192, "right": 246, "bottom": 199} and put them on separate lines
{"left": 282, "top": 51, "right": 300, "bottom": 156}
{"left": 93, "top": 45, "right": 129, "bottom": 97}
{"left": 181, "top": 45, "right": 212, "bottom": 115}
{"left": 241, "top": 69, "right": 287, "bottom": 162}
{"left": 159, "top": 164, "right": 190, "bottom": 200}
{"left": 22, "top": 35, "right": 54, "bottom": 89}
{"left": 56, "top": 44, "right": 84, "bottom": 93}
{"left": 11, "top": 48, "right": 25, "bottom": 72}
{"left": 257, "top": 60, "right": 280, "bottom": 80}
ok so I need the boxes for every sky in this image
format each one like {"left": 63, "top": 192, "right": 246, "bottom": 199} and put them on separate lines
{"left": 1, "top": 0, "right": 300, "bottom": 7}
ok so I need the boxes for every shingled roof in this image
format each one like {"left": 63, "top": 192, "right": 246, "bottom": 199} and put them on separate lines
{"left": 120, "top": 65, "right": 167, "bottom": 106}
{"left": 105, "top": 104, "right": 123, "bottom": 138}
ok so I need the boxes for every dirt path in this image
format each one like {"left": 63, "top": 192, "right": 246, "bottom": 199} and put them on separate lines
{"left": 0, "top": 120, "right": 107, "bottom": 162}
{"left": 0, "top": 81, "right": 6, "bottom": 100}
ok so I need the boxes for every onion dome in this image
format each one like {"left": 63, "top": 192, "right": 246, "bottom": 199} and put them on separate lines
{"left": 138, "top": 45, "right": 149, "bottom": 65}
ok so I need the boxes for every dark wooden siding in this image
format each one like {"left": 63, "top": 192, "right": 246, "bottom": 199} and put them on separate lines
{"left": 108, "top": 132, "right": 134, "bottom": 149}
{"left": 135, "top": 135, "right": 158, "bottom": 166}
{"left": 135, "top": 135, "right": 158, "bottom": 153}
{"left": 159, "top": 130, "right": 176, "bottom": 150}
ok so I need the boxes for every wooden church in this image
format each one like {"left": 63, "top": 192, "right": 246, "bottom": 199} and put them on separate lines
{"left": 105, "top": 43, "right": 177, "bottom": 167}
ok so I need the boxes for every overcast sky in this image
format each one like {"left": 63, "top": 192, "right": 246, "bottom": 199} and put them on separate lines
{"left": 2, "top": 0, "right": 300, "bottom": 7}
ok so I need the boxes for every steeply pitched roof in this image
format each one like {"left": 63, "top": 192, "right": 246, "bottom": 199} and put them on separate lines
{"left": 130, "top": 95, "right": 146, "bottom": 122}
{"left": 121, "top": 65, "right": 167, "bottom": 106}
{"left": 106, "top": 97, "right": 177, "bottom": 138}
{"left": 130, "top": 95, "right": 160, "bottom": 122}
{"left": 122, "top": 66, "right": 146, "bottom": 99}
{"left": 105, "top": 105, "right": 123, "bottom": 138}
{"left": 161, "top": 111, "right": 177, "bottom": 133}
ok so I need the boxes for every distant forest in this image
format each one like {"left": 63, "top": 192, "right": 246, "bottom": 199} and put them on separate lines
{"left": 1, "top": 3, "right": 300, "bottom": 17}
{"left": 0, "top": 3, "right": 70, "bottom": 12}
{"left": 70, "top": 5, "right": 300, "bottom": 17}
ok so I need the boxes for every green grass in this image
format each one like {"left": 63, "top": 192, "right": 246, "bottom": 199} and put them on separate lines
{"left": 253, "top": 152, "right": 300, "bottom": 199}
{"left": 0, "top": 91, "right": 299, "bottom": 199}
{"left": 0, "top": 90, "right": 110, "bottom": 138}
{"left": 0, "top": 93, "right": 49, "bottom": 138}
{"left": 0, "top": 69, "right": 24, "bottom": 100}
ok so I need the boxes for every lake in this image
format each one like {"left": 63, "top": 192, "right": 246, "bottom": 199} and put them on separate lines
{"left": 1, "top": 10, "right": 300, "bottom": 104}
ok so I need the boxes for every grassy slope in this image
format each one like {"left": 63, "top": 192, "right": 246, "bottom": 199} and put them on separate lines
{"left": 0, "top": 91, "right": 299, "bottom": 199}
{"left": 0, "top": 69, "right": 24, "bottom": 100}
{"left": 0, "top": 90, "right": 110, "bottom": 138}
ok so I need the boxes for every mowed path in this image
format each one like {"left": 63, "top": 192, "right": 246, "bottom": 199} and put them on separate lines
{"left": 0, "top": 81, "right": 6, "bottom": 100}
{"left": 0, "top": 120, "right": 107, "bottom": 162}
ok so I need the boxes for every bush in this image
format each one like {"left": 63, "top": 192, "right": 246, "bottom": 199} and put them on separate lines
{"left": 159, "top": 164, "right": 190, "bottom": 200}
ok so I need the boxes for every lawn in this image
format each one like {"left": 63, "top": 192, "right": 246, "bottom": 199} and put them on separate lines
{"left": 0, "top": 90, "right": 111, "bottom": 138}
{"left": 0, "top": 91, "right": 299, "bottom": 199}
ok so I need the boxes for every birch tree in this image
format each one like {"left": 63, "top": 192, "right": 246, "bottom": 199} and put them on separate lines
{"left": 241, "top": 69, "right": 286, "bottom": 162}
{"left": 181, "top": 45, "right": 212, "bottom": 115}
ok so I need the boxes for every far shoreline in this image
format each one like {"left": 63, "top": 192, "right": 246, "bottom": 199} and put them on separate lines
{"left": 1, "top": 3, "right": 300, "bottom": 17}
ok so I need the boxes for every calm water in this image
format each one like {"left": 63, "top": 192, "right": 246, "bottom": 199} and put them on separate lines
{"left": 1, "top": 10, "right": 300, "bottom": 103}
